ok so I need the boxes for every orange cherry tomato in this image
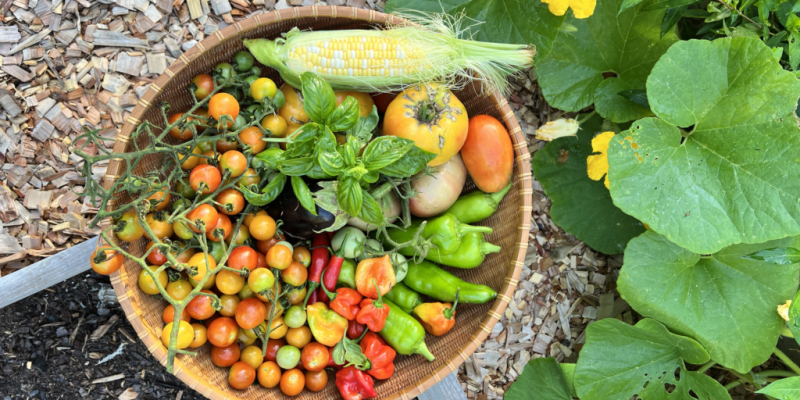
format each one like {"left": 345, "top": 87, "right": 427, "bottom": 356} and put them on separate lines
{"left": 266, "top": 244, "right": 293, "bottom": 270}
{"left": 187, "top": 252, "right": 216, "bottom": 283}
{"left": 207, "top": 316, "right": 238, "bottom": 347}
{"left": 211, "top": 343, "right": 240, "bottom": 367}
{"left": 229, "top": 245, "right": 258, "bottom": 271}
{"left": 143, "top": 213, "right": 173, "bottom": 240}
{"left": 301, "top": 343, "right": 330, "bottom": 372}
{"left": 269, "top": 316, "right": 288, "bottom": 339}
{"left": 187, "top": 289, "right": 216, "bottom": 320}
{"left": 243, "top": 210, "right": 267, "bottom": 228}
{"left": 192, "top": 74, "right": 215, "bottom": 100}
{"left": 257, "top": 361, "right": 281, "bottom": 388}
{"left": 216, "top": 188, "right": 245, "bottom": 215}
{"left": 168, "top": 112, "right": 194, "bottom": 141}
{"left": 218, "top": 294, "right": 240, "bottom": 317}
{"left": 282, "top": 262, "right": 308, "bottom": 287}
{"left": 115, "top": 210, "right": 145, "bottom": 242}
{"left": 238, "top": 168, "right": 261, "bottom": 187}
{"left": 304, "top": 370, "right": 327, "bottom": 392}
{"left": 90, "top": 246, "right": 123, "bottom": 275}
{"left": 227, "top": 224, "right": 251, "bottom": 246}
{"left": 256, "top": 232, "right": 284, "bottom": 254}
{"left": 239, "top": 126, "right": 266, "bottom": 154}
{"left": 190, "top": 164, "right": 222, "bottom": 194}
{"left": 207, "top": 213, "right": 232, "bottom": 242}
{"left": 228, "top": 361, "right": 256, "bottom": 390}
{"left": 280, "top": 369, "right": 305, "bottom": 396}
{"left": 147, "top": 191, "right": 170, "bottom": 211}
{"left": 249, "top": 214, "right": 277, "bottom": 241}
{"left": 187, "top": 204, "right": 219, "bottom": 234}
{"left": 235, "top": 298, "right": 266, "bottom": 330}
{"left": 285, "top": 326, "right": 312, "bottom": 349}
{"left": 189, "top": 323, "right": 208, "bottom": 348}
{"left": 292, "top": 246, "right": 311, "bottom": 268}
{"left": 216, "top": 269, "right": 246, "bottom": 295}
{"left": 166, "top": 279, "right": 192, "bottom": 301}
{"left": 208, "top": 93, "right": 240, "bottom": 129}
{"left": 240, "top": 345, "right": 264, "bottom": 369}
{"left": 286, "top": 286, "right": 306, "bottom": 306}
{"left": 218, "top": 150, "right": 247, "bottom": 178}
{"left": 254, "top": 251, "right": 268, "bottom": 270}
{"left": 180, "top": 146, "right": 202, "bottom": 170}
{"left": 162, "top": 304, "right": 190, "bottom": 324}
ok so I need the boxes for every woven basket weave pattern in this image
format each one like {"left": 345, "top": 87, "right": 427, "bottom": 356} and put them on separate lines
{"left": 105, "top": 7, "right": 531, "bottom": 400}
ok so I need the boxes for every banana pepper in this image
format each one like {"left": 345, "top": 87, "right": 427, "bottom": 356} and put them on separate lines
{"left": 307, "top": 302, "right": 348, "bottom": 346}
{"left": 386, "top": 213, "right": 493, "bottom": 255}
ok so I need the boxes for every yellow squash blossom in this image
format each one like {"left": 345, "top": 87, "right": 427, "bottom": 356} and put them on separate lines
{"left": 541, "top": 0, "right": 597, "bottom": 19}
{"left": 535, "top": 118, "right": 579, "bottom": 142}
{"left": 587, "top": 131, "right": 614, "bottom": 189}
{"left": 779, "top": 300, "right": 792, "bottom": 322}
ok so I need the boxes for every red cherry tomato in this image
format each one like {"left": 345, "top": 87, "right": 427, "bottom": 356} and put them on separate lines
{"left": 207, "top": 213, "right": 232, "bottom": 242}
{"left": 192, "top": 74, "right": 215, "bottom": 100}
{"left": 189, "top": 164, "right": 221, "bottom": 194}
{"left": 186, "top": 289, "right": 216, "bottom": 320}
{"left": 187, "top": 204, "right": 218, "bottom": 233}
{"left": 216, "top": 188, "right": 245, "bottom": 215}
{"left": 211, "top": 344, "right": 240, "bottom": 367}
{"left": 229, "top": 245, "right": 258, "bottom": 271}
{"left": 228, "top": 361, "right": 256, "bottom": 390}
{"left": 207, "top": 317, "right": 238, "bottom": 347}
{"left": 235, "top": 298, "right": 266, "bottom": 330}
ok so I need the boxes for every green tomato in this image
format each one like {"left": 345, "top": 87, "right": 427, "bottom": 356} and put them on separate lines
{"left": 214, "top": 62, "right": 236, "bottom": 80}
{"left": 276, "top": 345, "right": 301, "bottom": 369}
{"left": 232, "top": 114, "right": 248, "bottom": 131}
{"left": 391, "top": 253, "right": 408, "bottom": 283}
{"left": 249, "top": 66, "right": 262, "bottom": 76}
{"left": 357, "top": 239, "right": 383, "bottom": 262}
{"left": 233, "top": 51, "right": 254, "bottom": 72}
{"left": 270, "top": 88, "right": 285, "bottom": 109}
{"left": 208, "top": 241, "right": 225, "bottom": 263}
{"left": 247, "top": 268, "right": 275, "bottom": 293}
{"left": 332, "top": 227, "right": 366, "bottom": 259}
{"left": 174, "top": 221, "right": 194, "bottom": 240}
{"left": 238, "top": 284, "right": 255, "bottom": 300}
{"left": 177, "top": 178, "right": 196, "bottom": 199}
{"left": 284, "top": 305, "right": 307, "bottom": 329}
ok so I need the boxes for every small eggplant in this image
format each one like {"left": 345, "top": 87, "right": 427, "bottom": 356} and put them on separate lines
{"left": 266, "top": 179, "right": 335, "bottom": 239}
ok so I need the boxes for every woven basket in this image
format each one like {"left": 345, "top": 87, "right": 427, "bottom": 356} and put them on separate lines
{"left": 104, "top": 6, "right": 531, "bottom": 400}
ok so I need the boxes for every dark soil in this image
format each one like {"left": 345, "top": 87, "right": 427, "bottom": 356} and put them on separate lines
{"left": 0, "top": 273, "right": 203, "bottom": 400}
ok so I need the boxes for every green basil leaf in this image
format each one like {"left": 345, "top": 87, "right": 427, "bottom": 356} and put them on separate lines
{"left": 254, "top": 147, "right": 285, "bottom": 169}
{"left": 343, "top": 136, "right": 359, "bottom": 167}
{"left": 306, "top": 163, "right": 334, "bottom": 180}
{"left": 337, "top": 175, "right": 363, "bottom": 216}
{"left": 361, "top": 136, "right": 415, "bottom": 171}
{"left": 287, "top": 139, "right": 315, "bottom": 158}
{"left": 327, "top": 96, "right": 360, "bottom": 132}
{"left": 279, "top": 157, "right": 315, "bottom": 176}
{"left": 240, "top": 173, "right": 286, "bottom": 206}
{"left": 300, "top": 72, "right": 335, "bottom": 124}
{"left": 317, "top": 129, "right": 346, "bottom": 176}
{"left": 357, "top": 191, "right": 384, "bottom": 225}
{"left": 291, "top": 176, "right": 317, "bottom": 216}
{"left": 345, "top": 105, "right": 379, "bottom": 143}
{"left": 757, "top": 377, "right": 800, "bottom": 399}
{"left": 362, "top": 170, "right": 379, "bottom": 184}
{"left": 290, "top": 122, "right": 319, "bottom": 143}
{"left": 377, "top": 145, "right": 437, "bottom": 177}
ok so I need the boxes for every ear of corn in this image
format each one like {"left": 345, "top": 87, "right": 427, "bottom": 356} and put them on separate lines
{"left": 244, "top": 12, "right": 534, "bottom": 95}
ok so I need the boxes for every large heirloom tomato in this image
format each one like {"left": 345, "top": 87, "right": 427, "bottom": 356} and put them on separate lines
{"left": 383, "top": 84, "right": 468, "bottom": 167}
{"left": 277, "top": 84, "right": 309, "bottom": 137}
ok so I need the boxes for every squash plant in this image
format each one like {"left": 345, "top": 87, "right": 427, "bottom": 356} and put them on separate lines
{"left": 388, "top": 0, "right": 800, "bottom": 396}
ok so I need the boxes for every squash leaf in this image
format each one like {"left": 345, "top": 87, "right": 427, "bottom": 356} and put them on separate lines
{"left": 531, "top": 113, "right": 645, "bottom": 254}
{"left": 757, "top": 377, "right": 800, "bottom": 399}
{"left": 505, "top": 358, "right": 572, "bottom": 400}
{"left": 618, "top": 231, "right": 800, "bottom": 373}
{"left": 607, "top": 37, "right": 800, "bottom": 254}
{"left": 575, "top": 318, "right": 730, "bottom": 400}
{"left": 535, "top": 0, "right": 679, "bottom": 123}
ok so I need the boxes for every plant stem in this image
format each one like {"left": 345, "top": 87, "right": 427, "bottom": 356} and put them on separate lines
{"left": 774, "top": 347, "right": 800, "bottom": 376}
{"left": 697, "top": 361, "right": 716, "bottom": 374}
{"left": 755, "top": 370, "right": 798, "bottom": 378}
{"left": 723, "top": 380, "right": 742, "bottom": 390}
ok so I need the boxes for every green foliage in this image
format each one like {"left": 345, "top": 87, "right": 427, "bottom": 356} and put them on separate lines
{"left": 608, "top": 37, "right": 800, "bottom": 254}
{"left": 535, "top": 0, "right": 679, "bottom": 123}
{"left": 618, "top": 231, "right": 800, "bottom": 372}
{"left": 575, "top": 318, "right": 730, "bottom": 400}
{"left": 531, "top": 113, "right": 645, "bottom": 254}
{"left": 505, "top": 358, "right": 572, "bottom": 400}
{"left": 757, "top": 377, "right": 800, "bottom": 399}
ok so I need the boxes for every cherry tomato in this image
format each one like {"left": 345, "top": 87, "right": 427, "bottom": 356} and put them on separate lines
{"left": 144, "top": 242, "right": 167, "bottom": 267}
{"left": 239, "top": 126, "right": 266, "bottom": 154}
{"left": 137, "top": 265, "right": 168, "bottom": 295}
{"left": 173, "top": 220, "right": 194, "bottom": 240}
{"left": 261, "top": 114, "right": 288, "bottom": 138}
{"left": 144, "top": 213, "right": 173, "bottom": 240}
{"left": 175, "top": 246, "right": 196, "bottom": 264}
{"left": 208, "top": 93, "right": 240, "bottom": 129}
{"left": 226, "top": 224, "right": 250, "bottom": 246}
{"left": 250, "top": 78, "right": 278, "bottom": 101}
{"left": 147, "top": 191, "right": 170, "bottom": 211}
{"left": 237, "top": 327, "right": 256, "bottom": 345}
{"left": 292, "top": 246, "right": 311, "bottom": 268}
{"left": 243, "top": 210, "right": 267, "bottom": 227}
{"left": 187, "top": 204, "right": 218, "bottom": 233}
{"left": 162, "top": 304, "right": 190, "bottom": 324}
{"left": 192, "top": 74, "right": 214, "bottom": 100}
{"left": 304, "top": 370, "right": 327, "bottom": 392}
{"left": 235, "top": 298, "right": 267, "bottom": 330}
{"left": 233, "top": 51, "right": 254, "bottom": 72}
{"left": 229, "top": 245, "right": 258, "bottom": 271}
{"left": 180, "top": 146, "right": 203, "bottom": 170}
{"left": 198, "top": 150, "right": 220, "bottom": 166}
{"left": 301, "top": 342, "right": 329, "bottom": 372}
{"left": 250, "top": 214, "right": 277, "bottom": 241}
{"left": 248, "top": 267, "right": 275, "bottom": 294}
{"left": 238, "top": 284, "right": 256, "bottom": 300}
{"left": 90, "top": 246, "right": 123, "bottom": 275}
{"left": 347, "top": 320, "right": 366, "bottom": 340}
{"left": 240, "top": 345, "right": 264, "bottom": 369}
{"left": 254, "top": 251, "right": 267, "bottom": 269}
{"left": 187, "top": 252, "right": 216, "bottom": 282}
{"left": 263, "top": 294, "right": 284, "bottom": 319}
{"left": 189, "top": 323, "right": 208, "bottom": 348}
{"left": 207, "top": 317, "right": 238, "bottom": 347}
{"left": 280, "top": 369, "right": 305, "bottom": 397}
{"left": 218, "top": 150, "right": 247, "bottom": 178}
{"left": 207, "top": 213, "right": 232, "bottom": 242}
{"left": 197, "top": 140, "right": 214, "bottom": 153}
{"left": 285, "top": 326, "right": 312, "bottom": 349}
{"left": 229, "top": 361, "right": 256, "bottom": 390}
{"left": 190, "top": 164, "right": 222, "bottom": 194}
{"left": 269, "top": 316, "right": 288, "bottom": 339}
{"left": 216, "top": 188, "right": 244, "bottom": 215}
{"left": 238, "top": 168, "right": 261, "bottom": 188}
{"left": 257, "top": 361, "right": 281, "bottom": 388}
{"left": 204, "top": 313, "right": 221, "bottom": 328}
{"left": 168, "top": 113, "right": 194, "bottom": 141}
{"left": 256, "top": 232, "right": 284, "bottom": 254}
{"left": 194, "top": 108, "right": 209, "bottom": 134}
{"left": 115, "top": 211, "right": 144, "bottom": 242}
{"left": 218, "top": 294, "right": 240, "bottom": 317}
{"left": 282, "top": 262, "right": 308, "bottom": 287}
{"left": 166, "top": 279, "right": 192, "bottom": 301}
{"left": 266, "top": 244, "right": 292, "bottom": 270}
{"left": 264, "top": 338, "right": 285, "bottom": 362}
{"left": 187, "top": 289, "right": 216, "bottom": 320}
{"left": 208, "top": 241, "right": 225, "bottom": 263}
{"left": 161, "top": 320, "right": 194, "bottom": 349}
{"left": 276, "top": 345, "right": 301, "bottom": 369}
{"left": 286, "top": 286, "right": 306, "bottom": 306}
{"left": 284, "top": 305, "right": 307, "bottom": 329}
{"left": 216, "top": 269, "right": 245, "bottom": 295}
{"left": 189, "top": 272, "right": 216, "bottom": 290}
{"left": 211, "top": 344, "right": 240, "bottom": 367}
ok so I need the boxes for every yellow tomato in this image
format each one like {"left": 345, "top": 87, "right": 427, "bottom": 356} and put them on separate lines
{"left": 334, "top": 91, "right": 375, "bottom": 117}
{"left": 277, "top": 84, "right": 308, "bottom": 137}
{"left": 161, "top": 320, "right": 194, "bottom": 349}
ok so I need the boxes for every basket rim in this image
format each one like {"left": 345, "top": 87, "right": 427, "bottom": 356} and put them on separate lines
{"left": 104, "top": 6, "right": 532, "bottom": 400}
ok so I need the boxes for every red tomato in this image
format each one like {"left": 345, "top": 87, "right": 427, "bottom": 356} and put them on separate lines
{"left": 218, "top": 150, "right": 247, "bottom": 178}
{"left": 145, "top": 241, "right": 167, "bottom": 266}
{"left": 192, "top": 74, "right": 214, "bottom": 100}
{"left": 300, "top": 342, "right": 329, "bottom": 372}
{"left": 254, "top": 251, "right": 267, "bottom": 269}
{"left": 216, "top": 188, "right": 245, "bottom": 215}
{"left": 90, "top": 246, "right": 123, "bottom": 275}
{"left": 187, "top": 204, "right": 219, "bottom": 233}
{"left": 186, "top": 289, "right": 216, "bottom": 320}
{"left": 256, "top": 232, "right": 284, "bottom": 254}
{"left": 235, "top": 298, "right": 266, "bottom": 330}
{"left": 229, "top": 246, "right": 258, "bottom": 271}
{"left": 216, "top": 137, "right": 239, "bottom": 153}
{"left": 304, "top": 369, "right": 327, "bottom": 392}
{"left": 228, "top": 361, "right": 256, "bottom": 390}
{"left": 207, "top": 213, "right": 232, "bottom": 242}
{"left": 207, "top": 317, "right": 238, "bottom": 347}
{"left": 461, "top": 114, "right": 514, "bottom": 193}
{"left": 189, "top": 164, "right": 222, "bottom": 194}
{"left": 168, "top": 113, "right": 194, "bottom": 141}
{"left": 211, "top": 344, "right": 240, "bottom": 367}
{"left": 264, "top": 338, "right": 285, "bottom": 362}
{"left": 208, "top": 93, "right": 240, "bottom": 129}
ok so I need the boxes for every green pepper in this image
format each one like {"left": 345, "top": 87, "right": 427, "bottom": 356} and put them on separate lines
{"left": 385, "top": 214, "right": 492, "bottom": 255}
{"left": 384, "top": 282, "right": 423, "bottom": 314}
{"left": 336, "top": 259, "right": 357, "bottom": 289}
{"left": 442, "top": 183, "right": 512, "bottom": 223}
{"left": 404, "top": 260, "right": 497, "bottom": 304}
{"left": 379, "top": 298, "right": 434, "bottom": 361}
{"left": 399, "top": 232, "right": 501, "bottom": 269}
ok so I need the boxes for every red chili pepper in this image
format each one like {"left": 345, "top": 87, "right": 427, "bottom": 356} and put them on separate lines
{"left": 360, "top": 332, "right": 396, "bottom": 380}
{"left": 347, "top": 320, "right": 367, "bottom": 340}
{"left": 303, "top": 233, "right": 329, "bottom": 308}
{"left": 318, "top": 233, "right": 348, "bottom": 303}
{"left": 336, "top": 366, "right": 377, "bottom": 400}
{"left": 327, "top": 345, "right": 344, "bottom": 370}
{"left": 355, "top": 280, "right": 390, "bottom": 332}
{"left": 322, "top": 284, "right": 363, "bottom": 320}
